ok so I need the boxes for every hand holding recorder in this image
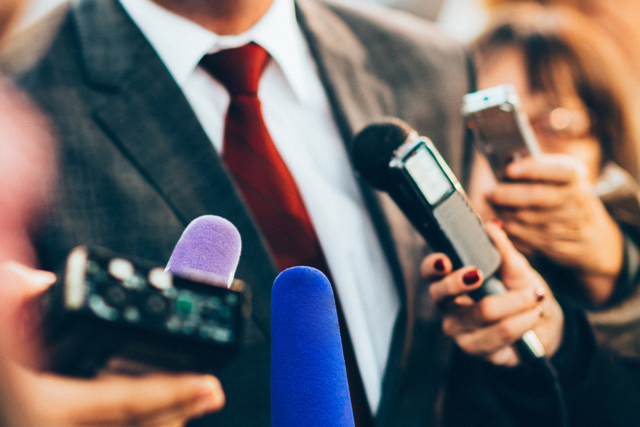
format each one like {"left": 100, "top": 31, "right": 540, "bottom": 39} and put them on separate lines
{"left": 0, "top": 261, "right": 225, "bottom": 427}
{"left": 40, "top": 216, "right": 247, "bottom": 377}
{"left": 0, "top": 215, "right": 249, "bottom": 426}
{"left": 351, "top": 118, "right": 548, "bottom": 364}
{"left": 422, "top": 221, "right": 564, "bottom": 366}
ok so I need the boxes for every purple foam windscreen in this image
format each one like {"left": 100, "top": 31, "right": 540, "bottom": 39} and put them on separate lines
{"left": 166, "top": 215, "right": 241, "bottom": 288}
{"left": 271, "top": 266, "right": 355, "bottom": 427}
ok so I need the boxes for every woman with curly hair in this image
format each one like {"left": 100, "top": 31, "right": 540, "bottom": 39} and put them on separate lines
{"left": 468, "top": 1, "right": 640, "bottom": 358}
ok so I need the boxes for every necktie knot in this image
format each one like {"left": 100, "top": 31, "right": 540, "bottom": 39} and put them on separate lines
{"left": 200, "top": 43, "right": 270, "bottom": 96}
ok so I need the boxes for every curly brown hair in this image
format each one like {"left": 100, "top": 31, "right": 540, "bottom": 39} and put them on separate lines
{"left": 471, "top": 1, "right": 640, "bottom": 179}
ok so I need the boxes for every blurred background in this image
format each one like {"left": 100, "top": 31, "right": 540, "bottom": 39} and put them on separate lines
{"left": 12, "top": 0, "right": 489, "bottom": 43}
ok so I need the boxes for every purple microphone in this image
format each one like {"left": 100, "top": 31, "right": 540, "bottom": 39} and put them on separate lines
{"left": 166, "top": 215, "right": 242, "bottom": 287}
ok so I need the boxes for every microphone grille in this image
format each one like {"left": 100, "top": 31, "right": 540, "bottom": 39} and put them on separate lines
{"left": 166, "top": 215, "right": 242, "bottom": 288}
{"left": 350, "top": 118, "right": 413, "bottom": 190}
{"left": 271, "top": 266, "right": 355, "bottom": 427}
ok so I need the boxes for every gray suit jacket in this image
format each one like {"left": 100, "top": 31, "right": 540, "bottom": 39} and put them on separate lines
{"left": 17, "top": 0, "right": 473, "bottom": 425}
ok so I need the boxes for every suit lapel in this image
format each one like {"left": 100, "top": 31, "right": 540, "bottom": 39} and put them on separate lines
{"left": 296, "top": 0, "right": 427, "bottom": 304}
{"left": 296, "top": 2, "right": 443, "bottom": 424}
{"left": 294, "top": 0, "right": 395, "bottom": 144}
{"left": 71, "top": 0, "right": 276, "bottom": 334}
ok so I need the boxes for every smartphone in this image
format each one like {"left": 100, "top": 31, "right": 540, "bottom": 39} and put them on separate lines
{"left": 40, "top": 245, "right": 248, "bottom": 377}
{"left": 462, "top": 84, "right": 540, "bottom": 181}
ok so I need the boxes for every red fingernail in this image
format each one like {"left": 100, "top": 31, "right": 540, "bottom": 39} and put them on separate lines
{"left": 463, "top": 270, "right": 480, "bottom": 285}
{"left": 535, "top": 287, "right": 545, "bottom": 302}
{"left": 490, "top": 218, "right": 503, "bottom": 229}
{"left": 434, "top": 259, "right": 445, "bottom": 272}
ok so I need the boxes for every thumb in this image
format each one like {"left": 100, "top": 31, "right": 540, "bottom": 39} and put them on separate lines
{"left": 485, "top": 220, "right": 538, "bottom": 290}
{"left": 11, "top": 368, "right": 225, "bottom": 427}
{"left": 0, "top": 260, "right": 56, "bottom": 297}
{"left": 0, "top": 261, "right": 56, "bottom": 367}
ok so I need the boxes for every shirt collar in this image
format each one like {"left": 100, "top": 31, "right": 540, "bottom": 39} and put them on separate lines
{"left": 119, "top": 0, "right": 311, "bottom": 102}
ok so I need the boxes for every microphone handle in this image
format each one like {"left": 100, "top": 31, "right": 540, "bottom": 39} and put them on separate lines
{"left": 473, "top": 276, "right": 546, "bottom": 360}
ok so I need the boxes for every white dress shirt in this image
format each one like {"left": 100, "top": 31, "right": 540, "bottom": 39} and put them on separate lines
{"left": 120, "top": 0, "right": 400, "bottom": 413}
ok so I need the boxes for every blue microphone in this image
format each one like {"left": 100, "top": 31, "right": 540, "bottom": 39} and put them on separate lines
{"left": 271, "top": 266, "right": 355, "bottom": 427}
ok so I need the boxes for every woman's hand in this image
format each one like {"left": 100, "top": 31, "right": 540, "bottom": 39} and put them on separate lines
{"left": 470, "top": 153, "right": 624, "bottom": 305}
{"left": 421, "top": 222, "right": 564, "bottom": 367}
{"left": 0, "top": 261, "right": 225, "bottom": 427}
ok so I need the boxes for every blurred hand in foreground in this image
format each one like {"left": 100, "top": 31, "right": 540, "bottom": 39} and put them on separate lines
{"left": 0, "top": 261, "right": 225, "bottom": 427}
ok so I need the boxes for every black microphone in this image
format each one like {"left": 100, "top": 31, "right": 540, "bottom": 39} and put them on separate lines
{"left": 350, "top": 118, "right": 545, "bottom": 360}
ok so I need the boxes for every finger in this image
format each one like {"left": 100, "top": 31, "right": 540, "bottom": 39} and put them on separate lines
{"left": 472, "top": 286, "right": 545, "bottom": 324}
{"left": 502, "top": 220, "right": 581, "bottom": 247}
{"left": 485, "top": 221, "right": 530, "bottom": 273}
{"left": 485, "top": 221, "right": 548, "bottom": 293}
{"left": 499, "top": 215, "right": 549, "bottom": 249}
{"left": 19, "top": 371, "right": 225, "bottom": 426}
{"left": 441, "top": 286, "right": 544, "bottom": 336}
{"left": 511, "top": 239, "right": 536, "bottom": 258}
{"left": 492, "top": 223, "right": 536, "bottom": 256}
{"left": 147, "top": 421, "right": 184, "bottom": 427}
{"left": 0, "top": 261, "right": 56, "bottom": 297}
{"left": 484, "top": 346, "right": 520, "bottom": 367}
{"left": 0, "top": 262, "right": 56, "bottom": 366}
{"left": 505, "top": 154, "right": 587, "bottom": 184}
{"left": 89, "top": 373, "right": 225, "bottom": 426}
{"left": 429, "top": 267, "right": 483, "bottom": 306}
{"left": 420, "top": 253, "right": 452, "bottom": 279}
{"left": 454, "top": 306, "right": 543, "bottom": 358}
{"left": 499, "top": 208, "right": 578, "bottom": 229}
{"left": 489, "top": 182, "right": 570, "bottom": 209}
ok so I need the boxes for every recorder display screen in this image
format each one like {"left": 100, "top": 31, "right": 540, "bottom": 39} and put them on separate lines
{"left": 404, "top": 145, "right": 453, "bottom": 206}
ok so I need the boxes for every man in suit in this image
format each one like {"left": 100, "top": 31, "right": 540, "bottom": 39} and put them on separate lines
{"left": 17, "top": 0, "right": 472, "bottom": 425}
{"left": 14, "top": 0, "right": 640, "bottom": 426}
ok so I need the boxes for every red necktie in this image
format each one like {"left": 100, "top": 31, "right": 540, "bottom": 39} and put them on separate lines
{"left": 200, "top": 43, "right": 373, "bottom": 427}
{"left": 200, "top": 43, "right": 329, "bottom": 274}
